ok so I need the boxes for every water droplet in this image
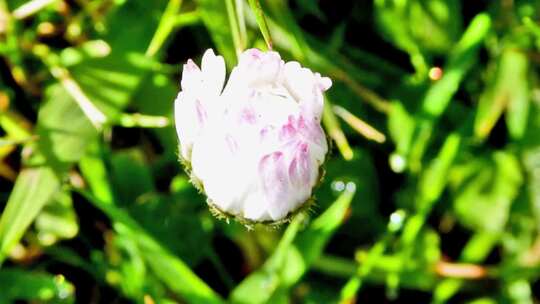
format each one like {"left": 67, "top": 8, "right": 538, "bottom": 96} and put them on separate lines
{"left": 331, "top": 180, "right": 345, "bottom": 192}
{"left": 389, "top": 153, "right": 406, "bottom": 173}
{"left": 388, "top": 209, "right": 406, "bottom": 232}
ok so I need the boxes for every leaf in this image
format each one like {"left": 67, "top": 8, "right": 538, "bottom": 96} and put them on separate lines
{"left": 196, "top": 0, "right": 237, "bottom": 66}
{"left": 451, "top": 151, "right": 523, "bottom": 232}
{"left": 35, "top": 188, "right": 79, "bottom": 245}
{"left": 230, "top": 186, "right": 356, "bottom": 303}
{"left": 375, "top": 0, "right": 462, "bottom": 52}
{"left": 0, "top": 269, "right": 74, "bottom": 303}
{"left": 69, "top": 53, "right": 151, "bottom": 119}
{"left": 0, "top": 83, "right": 99, "bottom": 265}
{"left": 110, "top": 148, "right": 155, "bottom": 205}
{"left": 80, "top": 190, "right": 224, "bottom": 304}
{"left": 407, "top": 13, "right": 491, "bottom": 170}
{"left": 408, "top": 0, "right": 462, "bottom": 53}
{"left": 474, "top": 49, "right": 529, "bottom": 140}
{"left": 388, "top": 101, "right": 415, "bottom": 158}
{"left": 248, "top": 0, "right": 273, "bottom": 49}
{"left": 32, "top": 84, "right": 97, "bottom": 166}
{"left": 0, "top": 167, "right": 60, "bottom": 264}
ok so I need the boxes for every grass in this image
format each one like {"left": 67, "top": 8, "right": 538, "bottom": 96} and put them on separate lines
{"left": 0, "top": 0, "right": 539, "bottom": 303}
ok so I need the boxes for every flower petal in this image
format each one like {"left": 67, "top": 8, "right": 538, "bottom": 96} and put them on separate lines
{"left": 282, "top": 62, "right": 329, "bottom": 120}
{"left": 259, "top": 152, "right": 291, "bottom": 220}
{"left": 235, "top": 49, "right": 283, "bottom": 86}
{"left": 180, "top": 59, "right": 202, "bottom": 92}
{"left": 201, "top": 49, "right": 226, "bottom": 96}
{"left": 174, "top": 91, "right": 207, "bottom": 160}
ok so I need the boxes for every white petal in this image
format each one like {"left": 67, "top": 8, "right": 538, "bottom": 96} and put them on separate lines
{"left": 236, "top": 49, "right": 283, "bottom": 86}
{"left": 180, "top": 59, "right": 202, "bottom": 92}
{"left": 242, "top": 189, "right": 271, "bottom": 221}
{"left": 282, "top": 62, "right": 326, "bottom": 119}
{"left": 259, "top": 152, "right": 293, "bottom": 220}
{"left": 174, "top": 92, "right": 207, "bottom": 161}
{"left": 201, "top": 49, "right": 226, "bottom": 96}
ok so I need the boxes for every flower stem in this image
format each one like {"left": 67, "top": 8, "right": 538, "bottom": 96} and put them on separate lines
{"left": 225, "top": 0, "right": 243, "bottom": 57}
{"left": 248, "top": 0, "right": 273, "bottom": 50}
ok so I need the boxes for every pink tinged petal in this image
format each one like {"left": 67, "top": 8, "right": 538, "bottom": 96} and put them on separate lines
{"left": 297, "top": 116, "right": 324, "bottom": 144}
{"left": 279, "top": 116, "right": 298, "bottom": 142}
{"left": 238, "top": 48, "right": 264, "bottom": 67}
{"left": 195, "top": 99, "right": 207, "bottom": 125}
{"left": 175, "top": 92, "right": 198, "bottom": 160}
{"left": 174, "top": 90, "right": 210, "bottom": 161}
{"left": 289, "top": 143, "right": 312, "bottom": 189}
{"left": 180, "top": 59, "right": 202, "bottom": 91}
{"left": 259, "top": 152, "right": 291, "bottom": 220}
{"left": 201, "top": 49, "right": 226, "bottom": 95}
{"left": 316, "top": 73, "right": 332, "bottom": 91}
{"left": 237, "top": 49, "right": 283, "bottom": 85}
{"left": 225, "top": 134, "right": 238, "bottom": 154}
{"left": 239, "top": 106, "right": 257, "bottom": 124}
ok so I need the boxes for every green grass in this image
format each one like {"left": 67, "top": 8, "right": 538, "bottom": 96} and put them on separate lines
{"left": 0, "top": 0, "right": 539, "bottom": 303}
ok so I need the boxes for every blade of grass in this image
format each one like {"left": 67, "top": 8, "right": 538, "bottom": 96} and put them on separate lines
{"left": 0, "top": 268, "right": 74, "bottom": 302}
{"left": 117, "top": 113, "right": 170, "bottom": 128}
{"left": 145, "top": 0, "right": 183, "bottom": 57}
{"left": 407, "top": 13, "right": 491, "bottom": 171}
{"left": 339, "top": 209, "right": 406, "bottom": 302}
{"left": 78, "top": 190, "right": 225, "bottom": 304}
{"left": 33, "top": 44, "right": 107, "bottom": 130}
{"left": 248, "top": 0, "right": 272, "bottom": 49}
{"left": 0, "top": 167, "right": 60, "bottom": 265}
{"left": 230, "top": 184, "right": 356, "bottom": 303}
{"left": 323, "top": 98, "right": 354, "bottom": 160}
{"left": 235, "top": 0, "right": 247, "bottom": 48}
{"left": 225, "top": 0, "right": 243, "bottom": 56}
{"left": 333, "top": 105, "right": 386, "bottom": 143}
{"left": 11, "top": 0, "right": 57, "bottom": 20}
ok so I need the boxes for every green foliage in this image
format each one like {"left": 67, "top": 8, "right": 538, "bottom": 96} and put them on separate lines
{"left": 1, "top": 0, "right": 539, "bottom": 303}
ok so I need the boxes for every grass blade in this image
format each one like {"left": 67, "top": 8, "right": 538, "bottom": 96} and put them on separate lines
{"left": 248, "top": 0, "right": 272, "bottom": 49}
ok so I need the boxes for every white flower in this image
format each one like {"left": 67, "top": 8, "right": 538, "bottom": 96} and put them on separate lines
{"left": 174, "top": 48, "right": 332, "bottom": 223}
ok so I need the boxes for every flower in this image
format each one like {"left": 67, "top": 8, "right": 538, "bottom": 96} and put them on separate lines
{"left": 174, "top": 48, "right": 332, "bottom": 223}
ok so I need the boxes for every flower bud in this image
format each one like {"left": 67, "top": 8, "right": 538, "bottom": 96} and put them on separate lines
{"left": 174, "top": 48, "right": 331, "bottom": 223}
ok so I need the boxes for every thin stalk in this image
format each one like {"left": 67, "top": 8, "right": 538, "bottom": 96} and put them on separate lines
{"left": 235, "top": 0, "right": 247, "bottom": 49}
{"left": 333, "top": 105, "right": 386, "bottom": 143}
{"left": 248, "top": 0, "right": 272, "bottom": 49}
{"left": 225, "top": 0, "right": 243, "bottom": 56}
{"left": 33, "top": 44, "right": 106, "bottom": 130}
{"left": 12, "top": 0, "right": 57, "bottom": 20}
{"left": 145, "top": 0, "right": 183, "bottom": 57}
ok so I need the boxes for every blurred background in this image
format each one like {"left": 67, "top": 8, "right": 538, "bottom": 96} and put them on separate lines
{"left": 0, "top": 0, "right": 540, "bottom": 303}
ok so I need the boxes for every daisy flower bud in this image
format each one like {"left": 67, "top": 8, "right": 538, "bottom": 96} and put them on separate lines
{"left": 174, "top": 48, "right": 332, "bottom": 224}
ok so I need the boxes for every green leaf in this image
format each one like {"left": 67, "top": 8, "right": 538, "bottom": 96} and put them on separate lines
{"left": 32, "top": 84, "right": 97, "bottom": 166}
{"left": 248, "top": 0, "right": 273, "bottom": 49}
{"left": 0, "top": 269, "right": 74, "bottom": 303}
{"left": 69, "top": 53, "right": 151, "bottom": 119}
{"left": 35, "top": 188, "right": 79, "bottom": 245}
{"left": 196, "top": 0, "right": 237, "bottom": 65}
{"left": 230, "top": 186, "right": 356, "bottom": 303}
{"left": 407, "top": 13, "right": 491, "bottom": 171}
{"left": 474, "top": 49, "right": 530, "bottom": 140}
{"left": 0, "top": 167, "right": 60, "bottom": 264}
{"left": 110, "top": 148, "right": 155, "bottom": 205}
{"left": 388, "top": 101, "right": 415, "bottom": 159}
{"left": 451, "top": 151, "right": 523, "bottom": 232}
{"left": 374, "top": 0, "right": 460, "bottom": 74}
{"left": 0, "top": 83, "right": 98, "bottom": 265}
{"left": 80, "top": 190, "right": 224, "bottom": 304}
